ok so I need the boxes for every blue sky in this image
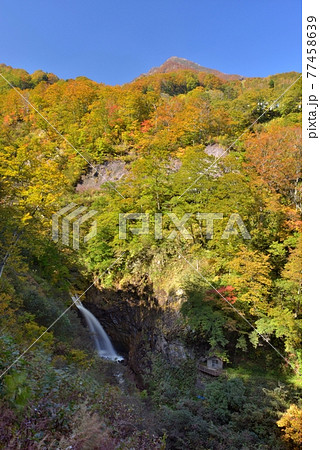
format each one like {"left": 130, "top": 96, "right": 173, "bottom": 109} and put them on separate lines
{"left": 1, "top": 0, "right": 301, "bottom": 85}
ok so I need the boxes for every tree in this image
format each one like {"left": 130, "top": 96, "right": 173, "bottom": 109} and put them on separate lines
{"left": 225, "top": 247, "right": 272, "bottom": 314}
{"left": 245, "top": 124, "right": 302, "bottom": 208}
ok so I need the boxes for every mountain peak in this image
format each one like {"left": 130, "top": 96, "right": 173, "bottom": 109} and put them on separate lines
{"left": 147, "top": 57, "right": 243, "bottom": 81}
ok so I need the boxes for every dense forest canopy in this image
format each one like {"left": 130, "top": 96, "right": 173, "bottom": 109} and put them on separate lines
{"left": 0, "top": 62, "right": 302, "bottom": 448}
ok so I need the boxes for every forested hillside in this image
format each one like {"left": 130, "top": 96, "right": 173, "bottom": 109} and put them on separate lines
{"left": 0, "top": 62, "right": 302, "bottom": 449}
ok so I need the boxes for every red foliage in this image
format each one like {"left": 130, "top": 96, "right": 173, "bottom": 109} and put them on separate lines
{"left": 206, "top": 286, "right": 237, "bottom": 304}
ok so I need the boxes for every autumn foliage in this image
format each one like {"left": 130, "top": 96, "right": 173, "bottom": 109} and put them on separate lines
{"left": 0, "top": 63, "right": 302, "bottom": 448}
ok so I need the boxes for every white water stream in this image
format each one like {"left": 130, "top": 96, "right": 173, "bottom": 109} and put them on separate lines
{"left": 71, "top": 294, "right": 123, "bottom": 361}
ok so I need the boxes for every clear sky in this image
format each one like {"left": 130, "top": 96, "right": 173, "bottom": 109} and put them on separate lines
{"left": 0, "top": 0, "right": 301, "bottom": 85}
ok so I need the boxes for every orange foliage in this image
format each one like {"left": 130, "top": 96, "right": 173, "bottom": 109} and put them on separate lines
{"left": 245, "top": 124, "right": 301, "bottom": 207}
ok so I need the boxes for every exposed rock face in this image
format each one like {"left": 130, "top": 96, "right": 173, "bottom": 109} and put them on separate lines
{"left": 155, "top": 336, "right": 193, "bottom": 366}
{"left": 167, "top": 157, "right": 182, "bottom": 173}
{"left": 204, "top": 143, "right": 226, "bottom": 158}
{"left": 85, "top": 281, "right": 158, "bottom": 349}
{"left": 76, "top": 160, "right": 128, "bottom": 192}
{"left": 83, "top": 281, "right": 160, "bottom": 386}
{"left": 82, "top": 280, "right": 192, "bottom": 386}
{"left": 147, "top": 56, "right": 243, "bottom": 81}
{"left": 75, "top": 147, "right": 226, "bottom": 193}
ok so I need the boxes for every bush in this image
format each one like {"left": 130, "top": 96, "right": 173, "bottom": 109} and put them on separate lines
{"left": 204, "top": 377, "right": 245, "bottom": 422}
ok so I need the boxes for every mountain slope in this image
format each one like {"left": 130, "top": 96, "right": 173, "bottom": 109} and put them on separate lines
{"left": 146, "top": 56, "right": 243, "bottom": 81}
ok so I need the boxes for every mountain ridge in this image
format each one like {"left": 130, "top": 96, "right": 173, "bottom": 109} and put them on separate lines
{"left": 145, "top": 56, "right": 244, "bottom": 81}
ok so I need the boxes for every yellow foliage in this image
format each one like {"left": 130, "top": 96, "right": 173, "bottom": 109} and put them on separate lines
{"left": 226, "top": 247, "right": 272, "bottom": 312}
{"left": 23, "top": 322, "right": 54, "bottom": 348}
{"left": 67, "top": 349, "right": 93, "bottom": 368}
{"left": 277, "top": 404, "right": 302, "bottom": 447}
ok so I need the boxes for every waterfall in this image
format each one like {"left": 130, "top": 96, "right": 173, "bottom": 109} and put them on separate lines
{"left": 71, "top": 294, "right": 123, "bottom": 361}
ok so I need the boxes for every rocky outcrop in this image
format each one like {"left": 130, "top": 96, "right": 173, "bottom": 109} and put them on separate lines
{"left": 85, "top": 281, "right": 158, "bottom": 350}
{"left": 82, "top": 281, "right": 160, "bottom": 386}
{"left": 76, "top": 160, "right": 128, "bottom": 192}
{"left": 82, "top": 279, "right": 193, "bottom": 386}
{"left": 75, "top": 147, "right": 226, "bottom": 193}
{"left": 155, "top": 335, "right": 193, "bottom": 366}
{"left": 204, "top": 143, "right": 226, "bottom": 158}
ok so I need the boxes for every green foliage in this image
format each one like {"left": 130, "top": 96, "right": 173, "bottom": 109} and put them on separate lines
{"left": 204, "top": 377, "right": 245, "bottom": 421}
{"left": 21, "top": 288, "right": 72, "bottom": 338}
{"left": 146, "top": 354, "right": 197, "bottom": 406}
{"left": 3, "top": 371, "right": 32, "bottom": 410}
{"left": 181, "top": 289, "right": 228, "bottom": 351}
{"left": 160, "top": 405, "right": 210, "bottom": 449}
